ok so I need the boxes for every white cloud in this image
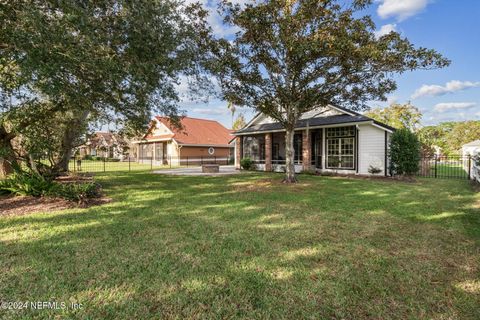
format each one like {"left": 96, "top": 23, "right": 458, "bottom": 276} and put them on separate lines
{"left": 433, "top": 102, "right": 477, "bottom": 113}
{"left": 374, "top": 24, "right": 397, "bottom": 38}
{"left": 377, "top": 0, "right": 429, "bottom": 21}
{"left": 411, "top": 80, "right": 480, "bottom": 99}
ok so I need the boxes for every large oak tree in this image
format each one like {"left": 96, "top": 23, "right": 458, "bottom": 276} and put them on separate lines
{"left": 214, "top": 0, "right": 449, "bottom": 182}
{"left": 0, "top": 0, "right": 212, "bottom": 176}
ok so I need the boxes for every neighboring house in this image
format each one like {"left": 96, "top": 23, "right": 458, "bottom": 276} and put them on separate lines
{"left": 462, "top": 140, "right": 480, "bottom": 157}
{"left": 233, "top": 105, "right": 395, "bottom": 175}
{"left": 134, "top": 116, "right": 233, "bottom": 165}
{"left": 78, "top": 132, "right": 129, "bottom": 159}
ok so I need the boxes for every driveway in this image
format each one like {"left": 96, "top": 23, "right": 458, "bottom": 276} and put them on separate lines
{"left": 153, "top": 165, "right": 241, "bottom": 176}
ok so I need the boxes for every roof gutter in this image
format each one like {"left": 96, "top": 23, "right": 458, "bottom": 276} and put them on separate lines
{"left": 177, "top": 143, "right": 232, "bottom": 148}
{"left": 233, "top": 120, "right": 374, "bottom": 136}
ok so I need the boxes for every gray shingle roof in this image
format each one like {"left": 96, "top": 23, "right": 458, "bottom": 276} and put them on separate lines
{"left": 235, "top": 114, "right": 393, "bottom": 134}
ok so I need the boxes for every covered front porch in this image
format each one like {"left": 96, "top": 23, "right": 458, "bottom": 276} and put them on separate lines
{"left": 235, "top": 125, "right": 358, "bottom": 173}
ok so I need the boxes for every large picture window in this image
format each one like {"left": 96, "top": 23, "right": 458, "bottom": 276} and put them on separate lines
{"left": 293, "top": 133, "right": 302, "bottom": 164}
{"left": 326, "top": 126, "right": 355, "bottom": 169}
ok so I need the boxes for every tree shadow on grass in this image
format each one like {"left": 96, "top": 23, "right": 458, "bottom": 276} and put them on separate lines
{"left": 0, "top": 173, "right": 479, "bottom": 319}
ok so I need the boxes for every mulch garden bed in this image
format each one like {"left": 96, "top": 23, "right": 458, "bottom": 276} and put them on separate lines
{"left": 0, "top": 195, "right": 112, "bottom": 217}
{"left": 0, "top": 173, "right": 111, "bottom": 217}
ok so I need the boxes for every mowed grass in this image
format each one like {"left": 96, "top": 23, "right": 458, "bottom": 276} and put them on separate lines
{"left": 436, "top": 163, "right": 469, "bottom": 178}
{"left": 1, "top": 172, "right": 479, "bottom": 319}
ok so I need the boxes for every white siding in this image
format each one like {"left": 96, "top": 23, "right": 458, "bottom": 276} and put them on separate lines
{"left": 152, "top": 120, "right": 173, "bottom": 135}
{"left": 358, "top": 124, "right": 387, "bottom": 175}
{"left": 463, "top": 145, "right": 480, "bottom": 157}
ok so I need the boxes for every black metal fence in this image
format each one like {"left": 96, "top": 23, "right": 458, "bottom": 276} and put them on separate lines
{"left": 415, "top": 155, "right": 472, "bottom": 180}
{"left": 69, "top": 156, "right": 233, "bottom": 173}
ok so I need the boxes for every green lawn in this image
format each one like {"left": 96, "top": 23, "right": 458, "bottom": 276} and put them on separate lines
{"left": 436, "top": 163, "right": 469, "bottom": 178}
{"left": 1, "top": 172, "right": 479, "bottom": 319}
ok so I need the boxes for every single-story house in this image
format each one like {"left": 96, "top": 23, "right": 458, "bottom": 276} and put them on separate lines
{"left": 134, "top": 116, "right": 234, "bottom": 165}
{"left": 233, "top": 105, "right": 395, "bottom": 175}
{"left": 78, "top": 132, "right": 128, "bottom": 159}
{"left": 462, "top": 140, "right": 480, "bottom": 157}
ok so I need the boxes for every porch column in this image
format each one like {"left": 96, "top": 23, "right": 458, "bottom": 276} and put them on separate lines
{"left": 302, "top": 129, "right": 311, "bottom": 171}
{"left": 235, "top": 136, "right": 243, "bottom": 169}
{"left": 265, "top": 133, "right": 272, "bottom": 171}
{"left": 153, "top": 142, "right": 156, "bottom": 163}
{"left": 136, "top": 144, "right": 140, "bottom": 163}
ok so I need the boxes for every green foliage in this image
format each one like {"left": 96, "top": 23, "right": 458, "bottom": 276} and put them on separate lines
{"left": 0, "top": 171, "right": 54, "bottom": 197}
{"left": 0, "top": 171, "right": 99, "bottom": 202}
{"left": 444, "top": 121, "right": 480, "bottom": 154}
{"left": 302, "top": 168, "right": 317, "bottom": 175}
{"left": 232, "top": 113, "right": 247, "bottom": 130}
{"left": 418, "top": 121, "right": 480, "bottom": 155}
{"left": 51, "top": 182, "right": 100, "bottom": 203}
{"left": 365, "top": 103, "right": 422, "bottom": 131}
{"left": 389, "top": 129, "right": 421, "bottom": 176}
{"left": 0, "top": 0, "right": 213, "bottom": 174}
{"left": 240, "top": 158, "right": 255, "bottom": 170}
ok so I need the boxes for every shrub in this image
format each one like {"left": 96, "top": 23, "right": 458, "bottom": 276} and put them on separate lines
{"left": 302, "top": 168, "right": 317, "bottom": 175}
{"left": 0, "top": 171, "right": 100, "bottom": 203}
{"left": 83, "top": 155, "right": 93, "bottom": 160}
{"left": 368, "top": 165, "right": 382, "bottom": 175}
{"left": 106, "top": 158, "right": 120, "bottom": 162}
{"left": 240, "top": 158, "right": 255, "bottom": 170}
{"left": 49, "top": 182, "right": 100, "bottom": 202}
{"left": 0, "top": 171, "right": 54, "bottom": 197}
{"left": 389, "top": 129, "right": 420, "bottom": 176}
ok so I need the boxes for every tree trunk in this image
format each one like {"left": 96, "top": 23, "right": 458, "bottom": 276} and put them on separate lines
{"left": 283, "top": 128, "right": 297, "bottom": 183}
{"left": 0, "top": 125, "right": 18, "bottom": 178}
{"left": 0, "top": 157, "right": 14, "bottom": 178}
{"left": 53, "top": 110, "right": 90, "bottom": 174}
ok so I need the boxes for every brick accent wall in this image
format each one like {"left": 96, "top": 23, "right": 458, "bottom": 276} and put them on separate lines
{"left": 302, "top": 130, "right": 311, "bottom": 171}
{"left": 265, "top": 133, "right": 272, "bottom": 171}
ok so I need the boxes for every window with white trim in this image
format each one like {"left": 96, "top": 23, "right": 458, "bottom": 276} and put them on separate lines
{"left": 326, "top": 126, "right": 355, "bottom": 169}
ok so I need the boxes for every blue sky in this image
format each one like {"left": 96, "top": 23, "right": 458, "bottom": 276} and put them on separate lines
{"left": 179, "top": 0, "right": 480, "bottom": 128}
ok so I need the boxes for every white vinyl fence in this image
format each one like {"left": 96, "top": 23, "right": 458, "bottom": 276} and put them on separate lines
{"left": 472, "top": 157, "right": 480, "bottom": 183}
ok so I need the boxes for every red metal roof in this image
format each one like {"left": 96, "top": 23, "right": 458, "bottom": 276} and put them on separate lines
{"left": 146, "top": 116, "right": 232, "bottom": 146}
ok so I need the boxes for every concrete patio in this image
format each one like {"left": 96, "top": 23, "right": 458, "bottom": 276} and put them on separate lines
{"left": 153, "top": 165, "right": 240, "bottom": 176}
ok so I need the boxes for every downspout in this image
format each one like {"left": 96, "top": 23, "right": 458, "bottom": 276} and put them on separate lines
{"left": 355, "top": 125, "right": 359, "bottom": 174}
{"left": 384, "top": 131, "right": 388, "bottom": 176}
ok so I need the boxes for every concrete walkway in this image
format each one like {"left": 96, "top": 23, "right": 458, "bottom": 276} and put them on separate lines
{"left": 153, "top": 165, "right": 240, "bottom": 176}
